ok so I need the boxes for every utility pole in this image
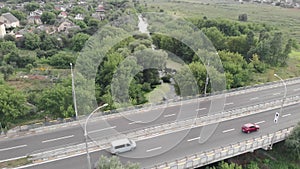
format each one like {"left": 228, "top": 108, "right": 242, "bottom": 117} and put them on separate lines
{"left": 70, "top": 63, "right": 78, "bottom": 120}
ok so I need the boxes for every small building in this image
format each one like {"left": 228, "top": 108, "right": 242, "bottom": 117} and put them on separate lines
{"left": 57, "top": 19, "right": 80, "bottom": 33}
{"left": 58, "top": 11, "right": 68, "bottom": 18}
{"left": 30, "top": 9, "right": 43, "bottom": 16}
{"left": 0, "top": 13, "right": 20, "bottom": 28}
{"left": 74, "top": 13, "right": 84, "bottom": 20}
{"left": 0, "top": 22, "right": 6, "bottom": 38}
{"left": 27, "top": 15, "right": 42, "bottom": 25}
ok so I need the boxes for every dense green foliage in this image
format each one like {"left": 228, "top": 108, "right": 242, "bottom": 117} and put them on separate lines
{"left": 0, "top": 83, "right": 29, "bottom": 128}
{"left": 285, "top": 122, "right": 300, "bottom": 160}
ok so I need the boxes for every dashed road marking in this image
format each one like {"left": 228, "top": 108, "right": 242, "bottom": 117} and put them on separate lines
{"left": 250, "top": 97, "right": 259, "bottom": 101}
{"left": 255, "top": 121, "right": 265, "bottom": 125}
{"left": 222, "top": 128, "right": 235, "bottom": 133}
{"left": 88, "top": 126, "right": 116, "bottom": 134}
{"left": 42, "top": 135, "right": 74, "bottom": 143}
{"left": 187, "top": 137, "right": 201, "bottom": 142}
{"left": 164, "top": 114, "right": 176, "bottom": 118}
{"left": 0, "top": 144, "right": 27, "bottom": 152}
{"left": 146, "top": 147, "right": 162, "bottom": 152}
{"left": 196, "top": 108, "right": 206, "bottom": 111}
{"left": 282, "top": 113, "right": 291, "bottom": 117}
{"left": 225, "top": 102, "right": 234, "bottom": 106}
{"left": 129, "top": 121, "right": 142, "bottom": 125}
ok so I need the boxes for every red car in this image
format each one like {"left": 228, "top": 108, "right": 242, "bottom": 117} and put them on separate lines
{"left": 241, "top": 123, "right": 260, "bottom": 133}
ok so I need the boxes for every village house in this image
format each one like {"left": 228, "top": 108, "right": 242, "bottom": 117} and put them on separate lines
{"left": 58, "top": 11, "right": 68, "bottom": 18}
{"left": 74, "top": 13, "right": 84, "bottom": 20}
{"left": 30, "top": 9, "right": 43, "bottom": 17}
{"left": 0, "top": 13, "right": 20, "bottom": 28}
{"left": 27, "top": 15, "right": 42, "bottom": 25}
{"left": 57, "top": 19, "right": 80, "bottom": 33}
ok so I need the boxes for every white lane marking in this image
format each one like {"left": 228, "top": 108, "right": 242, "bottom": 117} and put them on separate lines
{"left": 282, "top": 113, "right": 291, "bottom": 117}
{"left": 187, "top": 137, "right": 201, "bottom": 142}
{"left": 129, "top": 121, "right": 142, "bottom": 125}
{"left": 273, "top": 92, "right": 281, "bottom": 96}
{"left": 88, "top": 126, "right": 116, "bottom": 134}
{"left": 164, "top": 113, "right": 176, "bottom": 118}
{"left": 225, "top": 102, "right": 234, "bottom": 106}
{"left": 196, "top": 108, "right": 206, "bottom": 111}
{"left": 42, "top": 135, "right": 74, "bottom": 143}
{"left": 222, "top": 128, "right": 235, "bottom": 133}
{"left": 0, "top": 156, "right": 27, "bottom": 163}
{"left": 250, "top": 97, "right": 259, "bottom": 101}
{"left": 0, "top": 144, "right": 27, "bottom": 152}
{"left": 255, "top": 121, "right": 265, "bottom": 125}
{"left": 293, "top": 88, "right": 300, "bottom": 91}
{"left": 146, "top": 147, "right": 162, "bottom": 152}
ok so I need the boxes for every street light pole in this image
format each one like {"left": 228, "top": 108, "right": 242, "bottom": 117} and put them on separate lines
{"left": 204, "top": 61, "right": 209, "bottom": 96}
{"left": 270, "top": 74, "right": 287, "bottom": 149}
{"left": 84, "top": 103, "right": 108, "bottom": 169}
{"left": 274, "top": 74, "right": 287, "bottom": 118}
{"left": 70, "top": 63, "right": 78, "bottom": 120}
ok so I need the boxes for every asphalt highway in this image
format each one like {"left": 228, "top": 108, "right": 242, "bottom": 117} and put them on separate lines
{"left": 0, "top": 82, "right": 299, "bottom": 162}
{"left": 19, "top": 102, "right": 300, "bottom": 169}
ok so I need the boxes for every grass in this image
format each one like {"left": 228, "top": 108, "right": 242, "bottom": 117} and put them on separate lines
{"left": 0, "top": 157, "right": 32, "bottom": 168}
{"left": 145, "top": 83, "right": 172, "bottom": 103}
{"left": 144, "top": 0, "right": 300, "bottom": 42}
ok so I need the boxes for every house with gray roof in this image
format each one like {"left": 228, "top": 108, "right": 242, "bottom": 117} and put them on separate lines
{"left": 0, "top": 13, "right": 20, "bottom": 28}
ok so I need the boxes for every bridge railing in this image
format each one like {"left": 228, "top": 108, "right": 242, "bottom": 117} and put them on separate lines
{"left": 147, "top": 126, "right": 295, "bottom": 169}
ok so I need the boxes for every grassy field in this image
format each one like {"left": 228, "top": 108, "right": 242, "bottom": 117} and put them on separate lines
{"left": 144, "top": 0, "right": 300, "bottom": 42}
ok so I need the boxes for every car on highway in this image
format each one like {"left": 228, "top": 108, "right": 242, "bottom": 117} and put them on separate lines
{"left": 110, "top": 138, "right": 136, "bottom": 154}
{"left": 241, "top": 123, "right": 260, "bottom": 133}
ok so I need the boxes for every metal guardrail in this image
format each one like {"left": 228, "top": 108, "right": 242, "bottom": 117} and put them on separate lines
{"left": 146, "top": 126, "right": 295, "bottom": 169}
{"left": 28, "top": 95, "right": 300, "bottom": 162}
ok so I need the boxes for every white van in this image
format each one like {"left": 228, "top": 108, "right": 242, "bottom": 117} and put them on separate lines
{"left": 110, "top": 138, "right": 136, "bottom": 154}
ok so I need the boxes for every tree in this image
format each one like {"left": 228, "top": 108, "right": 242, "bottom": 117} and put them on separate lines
{"left": 0, "top": 64, "right": 14, "bottom": 80}
{"left": 238, "top": 14, "right": 248, "bottom": 22}
{"left": 40, "top": 35, "right": 62, "bottom": 50}
{"left": 95, "top": 155, "right": 139, "bottom": 169}
{"left": 285, "top": 122, "right": 300, "bottom": 160}
{"left": 10, "top": 10, "right": 26, "bottom": 21}
{"left": 48, "top": 51, "right": 77, "bottom": 69}
{"left": 207, "top": 161, "right": 242, "bottom": 169}
{"left": 188, "top": 61, "right": 207, "bottom": 94}
{"left": 36, "top": 80, "right": 74, "bottom": 119}
{"left": 219, "top": 50, "right": 250, "bottom": 88}
{"left": 24, "top": 33, "right": 41, "bottom": 50}
{"left": 0, "top": 83, "right": 28, "bottom": 128}
{"left": 0, "top": 41, "right": 18, "bottom": 58}
{"left": 40, "top": 11, "right": 56, "bottom": 25}
{"left": 70, "top": 33, "right": 90, "bottom": 52}
{"left": 246, "top": 161, "right": 260, "bottom": 169}
{"left": 24, "top": 2, "right": 40, "bottom": 12}
{"left": 202, "top": 27, "right": 227, "bottom": 50}
{"left": 44, "top": 2, "right": 55, "bottom": 11}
